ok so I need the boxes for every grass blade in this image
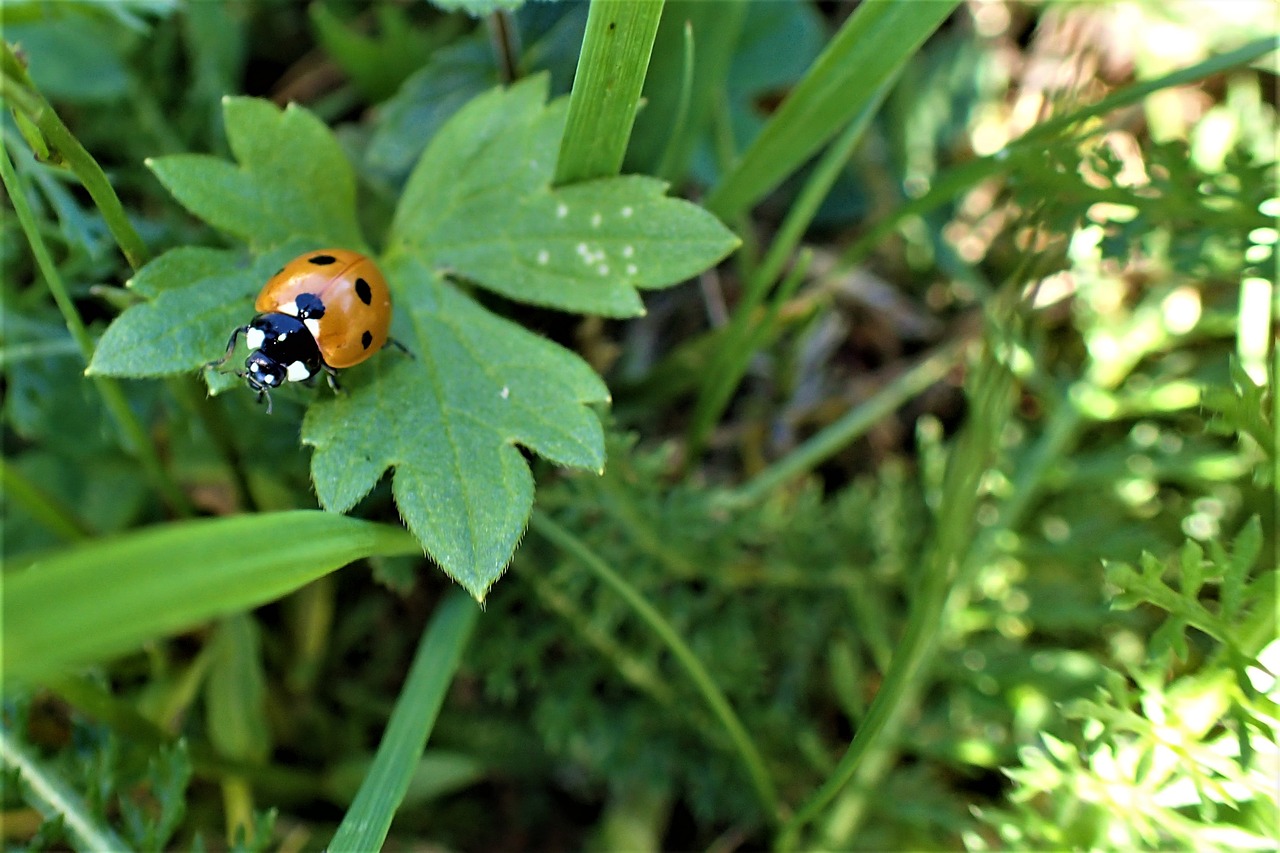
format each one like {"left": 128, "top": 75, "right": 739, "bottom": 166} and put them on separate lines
{"left": 554, "top": 0, "right": 665, "bottom": 184}
{"left": 327, "top": 590, "right": 479, "bottom": 852}
{"left": 3, "top": 512, "right": 419, "bottom": 683}
{"left": 530, "top": 510, "right": 781, "bottom": 823}
{"left": 704, "top": 0, "right": 958, "bottom": 220}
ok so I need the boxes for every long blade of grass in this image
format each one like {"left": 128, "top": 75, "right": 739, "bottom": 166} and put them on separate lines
{"left": 327, "top": 590, "right": 479, "bottom": 853}
{"left": 529, "top": 510, "right": 781, "bottom": 823}
{"left": 0, "top": 730, "right": 132, "bottom": 852}
{"left": 3, "top": 512, "right": 419, "bottom": 683}
{"left": 554, "top": 0, "right": 665, "bottom": 185}
{"left": 704, "top": 0, "right": 958, "bottom": 220}
{"left": 725, "top": 337, "right": 969, "bottom": 507}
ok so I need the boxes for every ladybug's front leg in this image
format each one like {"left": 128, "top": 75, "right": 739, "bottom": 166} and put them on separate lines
{"left": 206, "top": 325, "right": 249, "bottom": 370}
{"left": 322, "top": 366, "right": 342, "bottom": 394}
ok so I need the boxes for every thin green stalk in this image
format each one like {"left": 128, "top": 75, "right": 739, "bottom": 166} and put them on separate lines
{"left": 555, "top": 0, "right": 665, "bottom": 185}
{"left": 529, "top": 510, "right": 781, "bottom": 824}
{"left": 654, "top": 20, "right": 695, "bottom": 182}
{"left": 688, "top": 84, "right": 887, "bottom": 460}
{"left": 0, "top": 141, "right": 192, "bottom": 515}
{"left": 686, "top": 250, "right": 812, "bottom": 462}
{"left": 519, "top": 565, "right": 680, "bottom": 709}
{"left": 777, "top": 333, "right": 1017, "bottom": 851}
{"left": 0, "top": 729, "right": 132, "bottom": 852}
{"left": 1, "top": 45, "right": 149, "bottom": 271}
{"left": 0, "top": 456, "right": 92, "bottom": 541}
{"left": 727, "top": 338, "right": 968, "bottom": 507}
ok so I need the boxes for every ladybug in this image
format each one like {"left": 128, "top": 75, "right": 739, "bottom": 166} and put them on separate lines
{"left": 208, "top": 249, "right": 403, "bottom": 412}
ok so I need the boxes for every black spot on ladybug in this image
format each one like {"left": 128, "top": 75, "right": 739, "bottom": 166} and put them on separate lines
{"left": 308, "top": 254, "right": 337, "bottom": 265}
{"left": 355, "top": 278, "right": 372, "bottom": 305}
{"left": 274, "top": 267, "right": 285, "bottom": 277}
{"left": 361, "top": 330, "right": 373, "bottom": 349}
{"left": 296, "top": 292, "right": 325, "bottom": 319}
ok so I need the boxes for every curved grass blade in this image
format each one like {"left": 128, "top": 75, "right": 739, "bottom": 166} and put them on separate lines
{"left": 3, "top": 511, "right": 419, "bottom": 684}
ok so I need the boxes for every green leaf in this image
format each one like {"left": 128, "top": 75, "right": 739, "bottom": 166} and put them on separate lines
{"left": 364, "top": 36, "right": 499, "bottom": 184}
{"left": 328, "top": 590, "right": 478, "bottom": 853}
{"left": 2, "top": 511, "right": 418, "bottom": 683}
{"left": 87, "top": 247, "right": 299, "bottom": 377}
{"left": 389, "top": 75, "right": 738, "bottom": 317}
{"left": 424, "top": 0, "right": 524, "bottom": 17}
{"left": 5, "top": 17, "right": 130, "bottom": 103}
{"left": 303, "top": 257, "right": 609, "bottom": 599}
{"left": 310, "top": 4, "right": 442, "bottom": 102}
{"left": 146, "top": 97, "right": 365, "bottom": 252}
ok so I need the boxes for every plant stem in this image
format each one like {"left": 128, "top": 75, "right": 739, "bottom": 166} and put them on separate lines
{"left": 0, "top": 140, "right": 192, "bottom": 516}
{"left": 2, "top": 45, "right": 150, "bottom": 271}
{"left": 529, "top": 510, "right": 782, "bottom": 824}
{"left": 0, "top": 456, "right": 93, "bottom": 541}
{"left": 0, "top": 730, "right": 132, "bottom": 852}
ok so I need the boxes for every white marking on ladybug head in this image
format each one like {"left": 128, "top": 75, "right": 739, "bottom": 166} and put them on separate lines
{"left": 279, "top": 300, "right": 299, "bottom": 317}
{"left": 286, "top": 361, "right": 311, "bottom": 382}
{"left": 245, "top": 328, "right": 266, "bottom": 351}
{"left": 303, "top": 318, "right": 321, "bottom": 338}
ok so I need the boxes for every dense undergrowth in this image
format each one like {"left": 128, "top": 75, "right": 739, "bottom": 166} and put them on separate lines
{"left": 1, "top": 1, "right": 1276, "bottom": 850}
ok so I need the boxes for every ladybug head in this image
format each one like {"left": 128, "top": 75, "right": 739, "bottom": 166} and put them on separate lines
{"left": 244, "top": 351, "right": 286, "bottom": 391}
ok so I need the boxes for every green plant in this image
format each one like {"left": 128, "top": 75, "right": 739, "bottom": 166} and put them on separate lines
{"left": 2, "top": 1, "right": 1275, "bottom": 849}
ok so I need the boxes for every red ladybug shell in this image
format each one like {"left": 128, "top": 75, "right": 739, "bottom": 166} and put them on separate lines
{"left": 256, "top": 249, "right": 392, "bottom": 369}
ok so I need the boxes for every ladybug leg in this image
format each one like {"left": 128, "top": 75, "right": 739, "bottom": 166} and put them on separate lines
{"left": 323, "top": 366, "right": 342, "bottom": 394}
{"left": 206, "top": 326, "right": 248, "bottom": 371}
{"left": 386, "top": 336, "right": 415, "bottom": 359}
{"left": 244, "top": 372, "right": 274, "bottom": 415}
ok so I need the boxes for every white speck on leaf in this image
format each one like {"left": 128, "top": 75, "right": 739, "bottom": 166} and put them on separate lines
{"left": 621, "top": 206, "right": 633, "bottom": 218}
{"left": 626, "top": 264, "right": 638, "bottom": 276}
{"left": 622, "top": 245, "right": 634, "bottom": 258}
{"left": 557, "top": 203, "right": 569, "bottom": 218}
{"left": 501, "top": 386, "right": 510, "bottom": 399}
{"left": 597, "top": 264, "right": 609, "bottom": 276}
{"left": 591, "top": 212, "right": 602, "bottom": 228}
{"left": 576, "top": 242, "right": 589, "bottom": 257}
{"left": 536, "top": 249, "right": 550, "bottom": 265}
